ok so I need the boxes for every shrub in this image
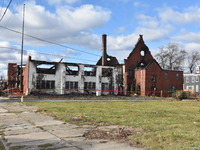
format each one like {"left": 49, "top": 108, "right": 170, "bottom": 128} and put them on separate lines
{"left": 172, "top": 91, "right": 191, "bottom": 100}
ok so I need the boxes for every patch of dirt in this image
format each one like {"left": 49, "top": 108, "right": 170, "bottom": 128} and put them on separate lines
{"left": 83, "top": 126, "right": 141, "bottom": 144}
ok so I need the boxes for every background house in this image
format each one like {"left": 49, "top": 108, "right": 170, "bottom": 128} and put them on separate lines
{"left": 184, "top": 66, "right": 200, "bottom": 95}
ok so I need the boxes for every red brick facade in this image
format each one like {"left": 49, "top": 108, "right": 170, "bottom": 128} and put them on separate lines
{"left": 124, "top": 35, "right": 183, "bottom": 96}
{"left": 7, "top": 63, "right": 19, "bottom": 89}
{"left": 23, "top": 56, "right": 31, "bottom": 94}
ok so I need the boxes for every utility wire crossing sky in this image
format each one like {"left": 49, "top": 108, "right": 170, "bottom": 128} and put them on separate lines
{"left": 0, "top": 0, "right": 200, "bottom": 77}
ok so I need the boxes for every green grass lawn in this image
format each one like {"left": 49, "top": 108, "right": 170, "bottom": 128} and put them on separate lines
{"left": 26, "top": 100, "right": 200, "bottom": 150}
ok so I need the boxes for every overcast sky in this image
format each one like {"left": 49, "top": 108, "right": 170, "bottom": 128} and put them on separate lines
{"left": 0, "top": 0, "right": 200, "bottom": 78}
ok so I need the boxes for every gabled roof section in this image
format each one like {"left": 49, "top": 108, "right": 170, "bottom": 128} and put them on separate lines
{"left": 144, "top": 59, "right": 162, "bottom": 70}
{"left": 127, "top": 35, "right": 149, "bottom": 59}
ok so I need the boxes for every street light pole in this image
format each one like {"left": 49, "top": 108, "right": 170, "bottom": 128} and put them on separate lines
{"left": 20, "top": 4, "right": 25, "bottom": 93}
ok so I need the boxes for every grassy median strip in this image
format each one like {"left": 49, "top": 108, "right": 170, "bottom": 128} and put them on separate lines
{"left": 26, "top": 100, "right": 200, "bottom": 150}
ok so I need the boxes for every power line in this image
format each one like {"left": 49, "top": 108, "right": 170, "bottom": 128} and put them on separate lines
{"left": 0, "top": 46, "right": 97, "bottom": 63}
{"left": 0, "top": 0, "right": 13, "bottom": 22}
{"left": 0, "top": 0, "right": 5, "bottom": 16}
{"left": 0, "top": 25, "right": 101, "bottom": 57}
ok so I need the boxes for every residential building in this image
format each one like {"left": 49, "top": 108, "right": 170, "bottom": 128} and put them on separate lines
{"left": 184, "top": 66, "right": 200, "bottom": 95}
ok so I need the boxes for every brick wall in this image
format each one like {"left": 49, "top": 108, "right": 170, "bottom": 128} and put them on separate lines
{"left": 7, "top": 63, "right": 18, "bottom": 88}
{"left": 124, "top": 35, "right": 154, "bottom": 92}
{"left": 23, "top": 56, "right": 31, "bottom": 94}
{"left": 124, "top": 35, "right": 183, "bottom": 97}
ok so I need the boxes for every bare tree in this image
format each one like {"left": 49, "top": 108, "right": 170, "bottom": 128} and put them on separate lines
{"left": 154, "top": 46, "right": 168, "bottom": 69}
{"left": 187, "top": 51, "right": 200, "bottom": 73}
{"left": 0, "top": 76, "right": 4, "bottom": 90}
{"left": 155, "top": 43, "right": 187, "bottom": 71}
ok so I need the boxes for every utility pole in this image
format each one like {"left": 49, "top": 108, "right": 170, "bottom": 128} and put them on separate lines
{"left": 20, "top": 4, "right": 25, "bottom": 93}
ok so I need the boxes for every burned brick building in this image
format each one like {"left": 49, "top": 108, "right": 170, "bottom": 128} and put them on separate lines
{"left": 8, "top": 34, "right": 183, "bottom": 96}
{"left": 22, "top": 56, "right": 122, "bottom": 95}
{"left": 21, "top": 34, "right": 123, "bottom": 96}
{"left": 124, "top": 35, "right": 183, "bottom": 96}
{"left": 7, "top": 63, "right": 23, "bottom": 89}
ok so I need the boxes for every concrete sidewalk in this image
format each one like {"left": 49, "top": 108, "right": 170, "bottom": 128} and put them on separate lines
{"left": 0, "top": 103, "right": 142, "bottom": 150}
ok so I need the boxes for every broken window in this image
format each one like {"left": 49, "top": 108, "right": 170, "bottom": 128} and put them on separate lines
{"left": 165, "top": 72, "right": 168, "bottom": 80}
{"left": 136, "top": 60, "right": 146, "bottom": 69}
{"left": 84, "top": 66, "right": 96, "bottom": 76}
{"left": 42, "top": 80, "right": 45, "bottom": 89}
{"left": 84, "top": 82, "right": 96, "bottom": 90}
{"left": 66, "top": 65, "right": 79, "bottom": 75}
{"left": 36, "top": 64, "right": 56, "bottom": 74}
{"left": 102, "top": 68, "right": 113, "bottom": 77}
{"left": 170, "top": 85, "right": 176, "bottom": 91}
{"left": 151, "top": 75, "right": 156, "bottom": 83}
{"left": 176, "top": 73, "right": 179, "bottom": 80}
{"left": 127, "top": 70, "right": 133, "bottom": 78}
{"left": 102, "top": 83, "right": 109, "bottom": 91}
{"left": 65, "top": 81, "right": 78, "bottom": 89}
{"left": 36, "top": 80, "right": 55, "bottom": 89}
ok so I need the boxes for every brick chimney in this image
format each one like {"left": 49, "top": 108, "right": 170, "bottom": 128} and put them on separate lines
{"left": 102, "top": 34, "right": 107, "bottom": 66}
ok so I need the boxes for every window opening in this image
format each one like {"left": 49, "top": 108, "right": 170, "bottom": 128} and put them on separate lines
{"left": 176, "top": 73, "right": 179, "bottom": 80}
{"left": 102, "top": 83, "right": 109, "bottom": 91}
{"left": 140, "top": 50, "right": 145, "bottom": 56}
{"left": 102, "top": 68, "right": 113, "bottom": 77}
{"left": 186, "top": 77, "right": 189, "bottom": 83}
{"left": 170, "top": 85, "right": 176, "bottom": 91}
{"left": 192, "top": 77, "right": 195, "bottom": 83}
{"left": 196, "top": 76, "right": 199, "bottom": 82}
{"left": 36, "top": 80, "right": 55, "bottom": 89}
{"left": 84, "top": 66, "right": 96, "bottom": 76}
{"left": 66, "top": 65, "right": 79, "bottom": 75}
{"left": 36, "top": 64, "right": 56, "bottom": 74}
{"left": 151, "top": 75, "right": 156, "bottom": 83}
{"left": 84, "top": 82, "right": 96, "bottom": 90}
{"left": 65, "top": 81, "right": 78, "bottom": 89}
{"left": 165, "top": 72, "right": 168, "bottom": 80}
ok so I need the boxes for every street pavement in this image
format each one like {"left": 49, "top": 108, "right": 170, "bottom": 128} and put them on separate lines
{"left": 0, "top": 102, "right": 142, "bottom": 150}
